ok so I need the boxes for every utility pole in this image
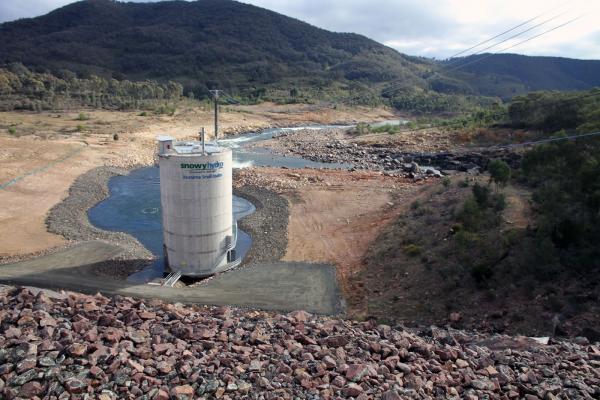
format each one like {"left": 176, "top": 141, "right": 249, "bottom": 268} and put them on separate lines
{"left": 209, "top": 89, "right": 220, "bottom": 141}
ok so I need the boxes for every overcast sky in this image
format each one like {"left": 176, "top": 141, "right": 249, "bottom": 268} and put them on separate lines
{"left": 1, "top": 0, "right": 599, "bottom": 59}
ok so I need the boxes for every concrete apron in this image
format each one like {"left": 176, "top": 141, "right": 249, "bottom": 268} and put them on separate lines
{"left": 0, "top": 241, "right": 344, "bottom": 315}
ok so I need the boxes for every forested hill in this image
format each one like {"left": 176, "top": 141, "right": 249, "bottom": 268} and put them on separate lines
{"left": 0, "top": 0, "right": 430, "bottom": 97}
{"left": 445, "top": 54, "right": 600, "bottom": 98}
{"left": 0, "top": 0, "right": 599, "bottom": 105}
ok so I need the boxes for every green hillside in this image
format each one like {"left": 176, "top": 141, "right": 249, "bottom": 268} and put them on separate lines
{"left": 0, "top": 0, "right": 431, "bottom": 99}
{"left": 0, "top": 0, "right": 598, "bottom": 109}
{"left": 444, "top": 54, "right": 600, "bottom": 98}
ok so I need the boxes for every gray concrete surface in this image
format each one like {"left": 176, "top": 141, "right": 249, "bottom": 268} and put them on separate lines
{"left": 0, "top": 241, "right": 343, "bottom": 315}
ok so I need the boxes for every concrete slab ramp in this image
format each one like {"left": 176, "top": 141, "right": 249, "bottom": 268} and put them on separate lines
{"left": 0, "top": 241, "right": 343, "bottom": 315}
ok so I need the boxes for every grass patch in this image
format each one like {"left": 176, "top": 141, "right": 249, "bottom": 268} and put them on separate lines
{"left": 154, "top": 105, "right": 176, "bottom": 116}
{"left": 371, "top": 123, "right": 403, "bottom": 134}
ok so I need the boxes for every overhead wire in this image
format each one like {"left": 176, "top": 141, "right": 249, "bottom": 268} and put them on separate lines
{"left": 377, "top": 13, "right": 584, "bottom": 100}
{"left": 443, "top": 10, "right": 570, "bottom": 69}
{"left": 442, "top": 14, "right": 584, "bottom": 74}
{"left": 496, "top": 130, "right": 600, "bottom": 149}
{"left": 377, "top": 3, "right": 584, "bottom": 99}
{"left": 447, "top": 2, "right": 569, "bottom": 60}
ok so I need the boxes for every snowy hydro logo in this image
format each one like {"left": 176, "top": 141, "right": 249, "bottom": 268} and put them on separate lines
{"left": 180, "top": 162, "right": 224, "bottom": 170}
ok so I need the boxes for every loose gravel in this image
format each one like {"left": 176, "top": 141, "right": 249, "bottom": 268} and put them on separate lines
{"left": 0, "top": 285, "right": 598, "bottom": 399}
{"left": 234, "top": 186, "right": 288, "bottom": 266}
{"left": 45, "top": 166, "right": 153, "bottom": 278}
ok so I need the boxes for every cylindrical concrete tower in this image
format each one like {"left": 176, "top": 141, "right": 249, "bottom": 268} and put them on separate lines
{"left": 157, "top": 136, "right": 238, "bottom": 277}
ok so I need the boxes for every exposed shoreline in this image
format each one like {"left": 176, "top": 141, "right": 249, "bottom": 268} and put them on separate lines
{"left": 35, "top": 165, "right": 290, "bottom": 280}
{"left": 233, "top": 185, "right": 289, "bottom": 266}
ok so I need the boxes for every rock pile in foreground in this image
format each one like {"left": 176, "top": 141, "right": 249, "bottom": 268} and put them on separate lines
{"left": 0, "top": 286, "right": 599, "bottom": 399}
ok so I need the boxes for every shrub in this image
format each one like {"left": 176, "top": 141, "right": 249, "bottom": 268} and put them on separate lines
{"left": 521, "top": 138, "right": 600, "bottom": 273}
{"left": 471, "top": 264, "right": 493, "bottom": 284}
{"left": 403, "top": 244, "right": 423, "bottom": 256}
{"left": 8, "top": 126, "right": 16, "bottom": 135}
{"left": 442, "top": 176, "right": 451, "bottom": 187}
{"left": 450, "top": 223, "right": 464, "bottom": 234}
{"left": 76, "top": 124, "right": 86, "bottom": 132}
{"left": 352, "top": 122, "right": 371, "bottom": 135}
{"left": 457, "top": 197, "right": 482, "bottom": 230}
{"left": 472, "top": 183, "right": 490, "bottom": 206}
{"left": 491, "top": 192, "right": 506, "bottom": 211}
{"left": 371, "top": 123, "right": 402, "bottom": 134}
{"left": 76, "top": 113, "right": 90, "bottom": 121}
{"left": 454, "top": 229, "right": 480, "bottom": 248}
{"left": 410, "top": 200, "right": 420, "bottom": 210}
{"left": 488, "top": 159, "right": 511, "bottom": 190}
{"left": 154, "top": 105, "right": 176, "bottom": 116}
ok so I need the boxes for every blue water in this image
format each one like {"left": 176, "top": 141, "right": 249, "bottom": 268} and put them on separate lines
{"left": 89, "top": 167, "right": 254, "bottom": 283}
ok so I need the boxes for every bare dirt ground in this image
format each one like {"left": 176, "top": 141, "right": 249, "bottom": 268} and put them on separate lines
{"left": 0, "top": 103, "right": 396, "bottom": 259}
{"left": 234, "top": 167, "right": 431, "bottom": 318}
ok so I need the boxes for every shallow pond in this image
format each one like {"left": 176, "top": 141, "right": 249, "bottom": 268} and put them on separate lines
{"left": 88, "top": 167, "right": 254, "bottom": 283}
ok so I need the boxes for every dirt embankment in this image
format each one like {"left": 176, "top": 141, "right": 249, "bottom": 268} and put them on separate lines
{"left": 43, "top": 166, "right": 154, "bottom": 278}
{"left": 357, "top": 177, "right": 600, "bottom": 341}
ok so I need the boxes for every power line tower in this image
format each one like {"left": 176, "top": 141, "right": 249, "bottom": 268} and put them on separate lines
{"left": 209, "top": 89, "right": 220, "bottom": 141}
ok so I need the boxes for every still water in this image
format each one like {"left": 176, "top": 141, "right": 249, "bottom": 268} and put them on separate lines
{"left": 88, "top": 167, "right": 254, "bottom": 283}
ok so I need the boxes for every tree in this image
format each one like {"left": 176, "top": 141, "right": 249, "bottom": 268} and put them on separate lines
{"left": 488, "top": 159, "right": 511, "bottom": 191}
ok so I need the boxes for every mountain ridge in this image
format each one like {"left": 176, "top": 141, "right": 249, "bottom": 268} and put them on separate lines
{"left": 445, "top": 53, "right": 600, "bottom": 97}
{"left": 0, "top": 0, "right": 430, "bottom": 96}
{"left": 0, "top": 0, "right": 599, "bottom": 101}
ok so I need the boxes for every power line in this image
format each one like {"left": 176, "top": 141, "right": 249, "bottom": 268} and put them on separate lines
{"left": 497, "top": 130, "right": 600, "bottom": 149}
{"left": 443, "top": 15, "right": 583, "bottom": 74}
{"left": 448, "top": 15, "right": 545, "bottom": 60}
{"left": 219, "top": 89, "right": 241, "bottom": 104}
{"left": 443, "top": 10, "right": 569, "bottom": 69}
{"left": 447, "top": 1, "right": 570, "bottom": 60}
{"left": 379, "top": 13, "right": 583, "bottom": 99}
{"left": 379, "top": 6, "right": 572, "bottom": 98}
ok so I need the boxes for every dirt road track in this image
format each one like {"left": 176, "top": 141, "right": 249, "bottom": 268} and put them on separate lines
{"left": 0, "top": 241, "right": 343, "bottom": 315}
